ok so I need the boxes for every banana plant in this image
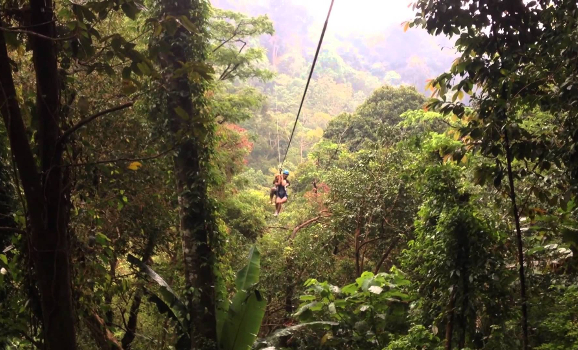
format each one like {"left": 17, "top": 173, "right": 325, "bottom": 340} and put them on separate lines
{"left": 127, "top": 246, "right": 266, "bottom": 350}
{"left": 218, "top": 246, "right": 267, "bottom": 350}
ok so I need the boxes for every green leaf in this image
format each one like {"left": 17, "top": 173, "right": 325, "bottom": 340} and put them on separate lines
{"left": 267, "top": 321, "right": 339, "bottom": 339}
{"left": 383, "top": 290, "right": 410, "bottom": 300}
{"left": 235, "top": 246, "right": 260, "bottom": 290}
{"left": 218, "top": 246, "right": 266, "bottom": 350}
{"left": 178, "top": 16, "right": 197, "bottom": 33}
{"left": 0, "top": 254, "right": 7, "bottom": 265}
{"left": 220, "top": 290, "right": 266, "bottom": 350}
{"left": 95, "top": 232, "right": 110, "bottom": 246}
{"left": 162, "top": 18, "right": 179, "bottom": 36}
{"left": 342, "top": 283, "right": 358, "bottom": 295}
{"left": 174, "top": 106, "right": 190, "bottom": 121}
{"left": 122, "top": 79, "right": 138, "bottom": 95}
{"left": 81, "top": 6, "right": 97, "bottom": 22}
{"left": 126, "top": 254, "right": 188, "bottom": 326}
{"left": 144, "top": 289, "right": 190, "bottom": 347}
{"left": 121, "top": 2, "right": 140, "bottom": 20}
{"left": 122, "top": 67, "right": 132, "bottom": 80}
{"left": 299, "top": 295, "right": 317, "bottom": 301}
{"left": 294, "top": 302, "right": 321, "bottom": 317}
{"left": 137, "top": 62, "right": 151, "bottom": 76}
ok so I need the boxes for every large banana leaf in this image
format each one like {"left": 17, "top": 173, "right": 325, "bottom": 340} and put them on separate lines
{"left": 144, "top": 289, "right": 190, "bottom": 349}
{"left": 219, "top": 246, "right": 267, "bottom": 350}
{"left": 127, "top": 254, "right": 188, "bottom": 327}
{"left": 235, "top": 246, "right": 261, "bottom": 290}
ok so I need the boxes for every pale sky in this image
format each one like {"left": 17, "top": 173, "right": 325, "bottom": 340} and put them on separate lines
{"left": 292, "top": 0, "right": 415, "bottom": 34}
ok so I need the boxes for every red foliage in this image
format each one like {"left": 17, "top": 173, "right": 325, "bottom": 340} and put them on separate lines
{"left": 217, "top": 123, "right": 253, "bottom": 165}
{"left": 304, "top": 182, "right": 330, "bottom": 212}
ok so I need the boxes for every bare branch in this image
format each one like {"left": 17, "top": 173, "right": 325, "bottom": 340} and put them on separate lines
{"left": 218, "top": 41, "right": 247, "bottom": 81}
{"left": 64, "top": 143, "right": 179, "bottom": 167}
{"left": 84, "top": 311, "right": 123, "bottom": 350}
{"left": 373, "top": 237, "right": 399, "bottom": 274}
{"left": 0, "top": 226, "right": 26, "bottom": 234}
{"left": 58, "top": 101, "right": 134, "bottom": 144}
{"left": 289, "top": 210, "right": 330, "bottom": 240}
{"left": 18, "top": 332, "right": 43, "bottom": 349}
{"left": 3, "top": 20, "right": 56, "bottom": 30}
{"left": 0, "top": 26, "right": 76, "bottom": 41}
{"left": 357, "top": 236, "right": 389, "bottom": 252}
{"left": 212, "top": 20, "right": 245, "bottom": 53}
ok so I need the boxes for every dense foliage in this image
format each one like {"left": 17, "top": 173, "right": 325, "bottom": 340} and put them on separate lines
{"left": 1, "top": 0, "right": 578, "bottom": 350}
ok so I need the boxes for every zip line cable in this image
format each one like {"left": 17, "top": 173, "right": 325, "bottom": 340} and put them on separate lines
{"left": 280, "top": 0, "right": 335, "bottom": 168}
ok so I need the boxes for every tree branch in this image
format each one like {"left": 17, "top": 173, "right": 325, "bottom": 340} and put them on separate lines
{"left": 0, "top": 26, "right": 76, "bottom": 41}
{"left": 122, "top": 232, "right": 157, "bottom": 349}
{"left": 0, "top": 25, "right": 44, "bottom": 230}
{"left": 373, "top": 237, "right": 399, "bottom": 274}
{"left": 211, "top": 20, "right": 244, "bottom": 53}
{"left": 3, "top": 20, "right": 55, "bottom": 30}
{"left": 357, "top": 236, "right": 389, "bottom": 252}
{"left": 289, "top": 211, "right": 330, "bottom": 240}
{"left": 64, "top": 143, "right": 179, "bottom": 167}
{"left": 18, "top": 332, "right": 43, "bottom": 349}
{"left": 218, "top": 41, "right": 246, "bottom": 81}
{"left": 84, "top": 311, "right": 123, "bottom": 350}
{"left": 0, "top": 226, "right": 26, "bottom": 234}
{"left": 58, "top": 101, "right": 134, "bottom": 144}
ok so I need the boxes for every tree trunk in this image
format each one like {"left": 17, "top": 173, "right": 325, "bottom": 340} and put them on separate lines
{"left": 458, "top": 234, "right": 470, "bottom": 349}
{"left": 1, "top": 11, "right": 77, "bottom": 350}
{"left": 445, "top": 288, "right": 457, "bottom": 350}
{"left": 121, "top": 289, "right": 144, "bottom": 350}
{"left": 504, "top": 129, "right": 529, "bottom": 350}
{"left": 30, "top": 0, "right": 77, "bottom": 346}
{"left": 85, "top": 311, "right": 123, "bottom": 350}
{"left": 122, "top": 232, "right": 158, "bottom": 349}
{"left": 373, "top": 238, "right": 399, "bottom": 274}
{"left": 156, "top": 0, "right": 216, "bottom": 347}
{"left": 105, "top": 255, "right": 117, "bottom": 327}
{"left": 354, "top": 219, "right": 362, "bottom": 277}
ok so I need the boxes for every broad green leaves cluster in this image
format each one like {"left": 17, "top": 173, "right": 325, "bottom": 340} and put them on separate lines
{"left": 290, "top": 269, "right": 416, "bottom": 349}
{"left": 127, "top": 246, "right": 266, "bottom": 350}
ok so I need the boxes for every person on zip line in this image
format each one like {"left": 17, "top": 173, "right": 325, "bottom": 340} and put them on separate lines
{"left": 273, "top": 170, "right": 290, "bottom": 216}
{"left": 270, "top": 169, "right": 290, "bottom": 204}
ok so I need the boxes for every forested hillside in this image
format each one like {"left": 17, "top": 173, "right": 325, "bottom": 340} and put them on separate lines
{"left": 212, "top": 0, "right": 458, "bottom": 172}
{"left": 1, "top": 1, "right": 578, "bottom": 350}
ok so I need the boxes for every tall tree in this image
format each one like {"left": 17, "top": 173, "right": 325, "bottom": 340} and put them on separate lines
{"left": 407, "top": 2, "right": 578, "bottom": 347}
{"left": 0, "top": 7, "right": 77, "bottom": 350}
{"left": 153, "top": 0, "right": 217, "bottom": 347}
{"left": 324, "top": 85, "right": 425, "bottom": 150}
{"left": 1, "top": 0, "right": 154, "bottom": 346}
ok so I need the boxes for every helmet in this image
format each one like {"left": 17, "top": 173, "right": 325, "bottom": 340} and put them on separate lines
{"left": 283, "top": 170, "right": 290, "bottom": 175}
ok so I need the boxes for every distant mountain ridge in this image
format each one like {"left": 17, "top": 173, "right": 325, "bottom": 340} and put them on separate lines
{"left": 211, "top": 0, "right": 458, "bottom": 95}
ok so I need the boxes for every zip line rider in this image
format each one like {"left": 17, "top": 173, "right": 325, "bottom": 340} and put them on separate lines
{"left": 273, "top": 170, "right": 290, "bottom": 216}
{"left": 270, "top": 170, "right": 290, "bottom": 204}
